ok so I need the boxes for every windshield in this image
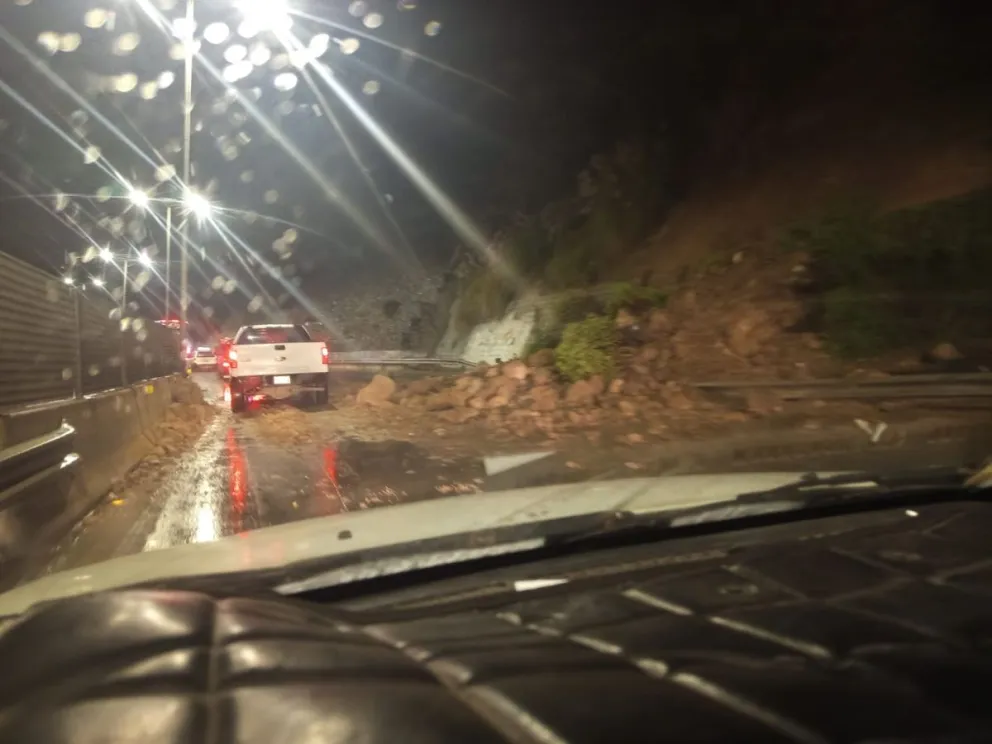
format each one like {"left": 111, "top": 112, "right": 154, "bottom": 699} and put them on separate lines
{"left": 234, "top": 326, "right": 311, "bottom": 344}
{"left": 1, "top": 1, "right": 990, "bottom": 591}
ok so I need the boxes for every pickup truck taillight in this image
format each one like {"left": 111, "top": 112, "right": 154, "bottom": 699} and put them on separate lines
{"left": 320, "top": 344, "right": 329, "bottom": 365}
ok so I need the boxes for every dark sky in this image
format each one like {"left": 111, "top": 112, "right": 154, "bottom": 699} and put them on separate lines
{"left": 0, "top": 0, "right": 989, "bottom": 328}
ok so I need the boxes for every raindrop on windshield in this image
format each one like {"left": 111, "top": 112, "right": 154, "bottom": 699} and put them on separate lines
{"left": 224, "top": 44, "right": 248, "bottom": 63}
{"left": 112, "top": 33, "right": 140, "bottom": 55}
{"left": 363, "top": 80, "right": 381, "bottom": 96}
{"left": 363, "top": 13, "right": 384, "bottom": 29}
{"left": 203, "top": 22, "right": 230, "bottom": 45}
{"left": 59, "top": 33, "right": 82, "bottom": 52}
{"left": 273, "top": 72, "right": 298, "bottom": 91}
{"left": 425, "top": 20, "right": 442, "bottom": 36}
{"left": 339, "top": 38, "right": 360, "bottom": 55}
{"left": 84, "top": 9, "right": 109, "bottom": 28}
{"left": 83, "top": 145, "right": 101, "bottom": 164}
{"left": 349, "top": 1, "right": 368, "bottom": 17}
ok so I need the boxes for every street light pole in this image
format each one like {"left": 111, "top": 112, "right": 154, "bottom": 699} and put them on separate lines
{"left": 120, "top": 255, "right": 129, "bottom": 386}
{"left": 164, "top": 205, "right": 172, "bottom": 318}
{"left": 179, "top": 0, "right": 195, "bottom": 345}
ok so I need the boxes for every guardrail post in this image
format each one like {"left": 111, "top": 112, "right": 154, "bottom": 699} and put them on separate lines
{"left": 73, "top": 289, "right": 83, "bottom": 398}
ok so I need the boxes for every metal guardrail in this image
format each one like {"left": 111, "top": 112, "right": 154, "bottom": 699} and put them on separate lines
{"left": 329, "top": 351, "right": 474, "bottom": 370}
{"left": 694, "top": 373, "right": 992, "bottom": 400}
{"left": 0, "top": 421, "right": 79, "bottom": 503}
{"left": 0, "top": 252, "right": 182, "bottom": 408}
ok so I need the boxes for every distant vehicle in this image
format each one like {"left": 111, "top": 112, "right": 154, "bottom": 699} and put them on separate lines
{"left": 191, "top": 346, "right": 217, "bottom": 369}
{"left": 227, "top": 324, "right": 329, "bottom": 412}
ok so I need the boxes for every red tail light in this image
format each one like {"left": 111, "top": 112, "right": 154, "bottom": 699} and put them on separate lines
{"left": 229, "top": 349, "right": 238, "bottom": 361}
{"left": 320, "top": 344, "right": 329, "bottom": 365}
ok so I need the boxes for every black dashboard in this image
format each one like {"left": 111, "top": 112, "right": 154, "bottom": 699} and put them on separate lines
{"left": 2, "top": 497, "right": 992, "bottom": 743}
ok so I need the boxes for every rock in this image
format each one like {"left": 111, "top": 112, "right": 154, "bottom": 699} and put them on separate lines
{"left": 464, "top": 377, "right": 484, "bottom": 395}
{"left": 615, "top": 308, "right": 638, "bottom": 329}
{"left": 439, "top": 408, "right": 481, "bottom": 424}
{"left": 356, "top": 375, "right": 396, "bottom": 406}
{"left": 617, "top": 400, "right": 637, "bottom": 416}
{"left": 587, "top": 375, "right": 606, "bottom": 396}
{"left": 527, "top": 348, "right": 556, "bottom": 368}
{"left": 608, "top": 378, "right": 625, "bottom": 395}
{"left": 530, "top": 385, "right": 560, "bottom": 412}
{"left": 484, "top": 365, "right": 501, "bottom": 378}
{"left": 406, "top": 376, "right": 443, "bottom": 396}
{"left": 487, "top": 394, "right": 509, "bottom": 409}
{"left": 637, "top": 345, "right": 661, "bottom": 363}
{"left": 402, "top": 394, "right": 427, "bottom": 408}
{"left": 532, "top": 367, "right": 554, "bottom": 386}
{"left": 647, "top": 309, "right": 672, "bottom": 335}
{"left": 745, "top": 389, "right": 783, "bottom": 416}
{"left": 659, "top": 382, "right": 694, "bottom": 410}
{"left": 931, "top": 342, "right": 963, "bottom": 361}
{"left": 565, "top": 379, "right": 600, "bottom": 407}
{"left": 727, "top": 307, "right": 777, "bottom": 357}
{"left": 501, "top": 360, "right": 530, "bottom": 381}
{"left": 467, "top": 396, "right": 487, "bottom": 410}
{"left": 480, "top": 375, "right": 519, "bottom": 401}
{"left": 426, "top": 389, "right": 472, "bottom": 410}
{"left": 625, "top": 433, "right": 644, "bottom": 444}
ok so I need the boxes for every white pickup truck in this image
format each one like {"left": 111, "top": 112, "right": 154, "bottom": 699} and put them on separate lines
{"left": 227, "top": 324, "right": 329, "bottom": 412}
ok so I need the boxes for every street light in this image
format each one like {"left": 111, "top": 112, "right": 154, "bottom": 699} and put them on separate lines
{"left": 138, "top": 250, "right": 153, "bottom": 268}
{"left": 128, "top": 187, "right": 150, "bottom": 209}
{"left": 184, "top": 190, "right": 212, "bottom": 220}
{"left": 91, "top": 277, "right": 104, "bottom": 287}
{"left": 99, "top": 246, "right": 113, "bottom": 263}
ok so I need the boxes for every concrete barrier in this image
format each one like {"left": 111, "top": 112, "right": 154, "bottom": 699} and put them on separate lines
{"left": 0, "top": 376, "right": 180, "bottom": 587}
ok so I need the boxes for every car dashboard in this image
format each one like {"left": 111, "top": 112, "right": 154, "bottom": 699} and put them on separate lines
{"left": 1, "top": 497, "right": 992, "bottom": 742}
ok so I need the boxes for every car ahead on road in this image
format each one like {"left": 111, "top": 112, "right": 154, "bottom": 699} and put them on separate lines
{"left": 191, "top": 346, "right": 217, "bottom": 369}
{"left": 227, "top": 323, "right": 329, "bottom": 412}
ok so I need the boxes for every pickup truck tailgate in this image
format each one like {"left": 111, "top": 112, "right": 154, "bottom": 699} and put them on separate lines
{"left": 232, "top": 342, "right": 326, "bottom": 377}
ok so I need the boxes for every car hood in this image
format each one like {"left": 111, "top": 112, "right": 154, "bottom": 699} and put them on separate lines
{"left": 0, "top": 471, "right": 818, "bottom": 614}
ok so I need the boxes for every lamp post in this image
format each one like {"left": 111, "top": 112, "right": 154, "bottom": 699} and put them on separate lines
{"left": 179, "top": 0, "right": 195, "bottom": 347}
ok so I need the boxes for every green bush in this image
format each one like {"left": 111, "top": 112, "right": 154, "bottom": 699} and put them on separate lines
{"left": 554, "top": 315, "right": 617, "bottom": 382}
{"left": 601, "top": 281, "right": 668, "bottom": 316}
{"left": 821, "top": 288, "right": 909, "bottom": 358}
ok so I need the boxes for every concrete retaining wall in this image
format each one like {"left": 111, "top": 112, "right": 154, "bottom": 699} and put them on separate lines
{"left": 0, "top": 376, "right": 180, "bottom": 587}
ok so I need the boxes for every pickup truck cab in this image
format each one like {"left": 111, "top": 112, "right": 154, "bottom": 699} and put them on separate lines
{"left": 227, "top": 324, "right": 329, "bottom": 412}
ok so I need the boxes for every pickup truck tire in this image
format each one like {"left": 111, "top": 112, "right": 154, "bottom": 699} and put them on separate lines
{"left": 230, "top": 379, "right": 246, "bottom": 413}
{"left": 314, "top": 381, "right": 329, "bottom": 407}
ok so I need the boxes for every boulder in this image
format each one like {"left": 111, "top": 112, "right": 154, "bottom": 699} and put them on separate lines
{"left": 530, "top": 385, "right": 560, "bottom": 412}
{"left": 931, "top": 342, "right": 963, "bottom": 361}
{"left": 532, "top": 367, "right": 554, "bottom": 386}
{"left": 745, "top": 389, "right": 784, "bottom": 416}
{"left": 501, "top": 360, "right": 530, "bottom": 381}
{"left": 647, "top": 309, "right": 672, "bottom": 335}
{"left": 565, "top": 379, "right": 601, "bottom": 407}
{"left": 439, "top": 408, "right": 481, "bottom": 424}
{"left": 617, "top": 400, "right": 637, "bottom": 416}
{"left": 487, "top": 394, "right": 510, "bottom": 409}
{"left": 527, "top": 348, "right": 556, "bottom": 368}
{"left": 405, "top": 376, "right": 443, "bottom": 396}
{"left": 659, "top": 382, "right": 694, "bottom": 411}
{"left": 727, "top": 307, "right": 778, "bottom": 357}
{"left": 607, "top": 378, "right": 625, "bottom": 395}
{"left": 615, "top": 308, "right": 638, "bottom": 329}
{"left": 356, "top": 375, "right": 396, "bottom": 406}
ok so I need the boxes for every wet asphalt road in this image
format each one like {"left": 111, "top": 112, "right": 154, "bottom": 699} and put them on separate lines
{"left": 41, "top": 372, "right": 488, "bottom": 576}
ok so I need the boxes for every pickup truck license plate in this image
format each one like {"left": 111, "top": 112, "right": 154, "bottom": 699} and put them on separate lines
{"left": 273, "top": 375, "right": 291, "bottom": 385}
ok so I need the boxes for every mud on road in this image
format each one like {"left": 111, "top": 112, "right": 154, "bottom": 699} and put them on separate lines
{"left": 35, "top": 370, "right": 991, "bottom": 581}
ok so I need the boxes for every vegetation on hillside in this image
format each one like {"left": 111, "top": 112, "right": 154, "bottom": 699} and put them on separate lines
{"left": 780, "top": 188, "right": 992, "bottom": 357}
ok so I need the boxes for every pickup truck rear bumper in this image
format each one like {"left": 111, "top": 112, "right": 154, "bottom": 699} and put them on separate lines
{"left": 231, "top": 372, "right": 327, "bottom": 396}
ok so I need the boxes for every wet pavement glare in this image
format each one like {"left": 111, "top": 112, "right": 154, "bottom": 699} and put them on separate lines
{"left": 42, "top": 372, "right": 488, "bottom": 575}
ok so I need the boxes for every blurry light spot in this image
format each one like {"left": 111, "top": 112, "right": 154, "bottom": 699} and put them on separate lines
{"left": 37, "top": 32, "right": 59, "bottom": 53}
{"left": 270, "top": 53, "right": 290, "bottom": 70}
{"left": 425, "top": 20, "right": 442, "bottom": 36}
{"left": 113, "top": 33, "right": 140, "bottom": 55}
{"left": 273, "top": 72, "right": 297, "bottom": 91}
{"left": 398, "top": 0, "right": 417, "bottom": 9}
{"left": 15, "top": 0, "right": 33, "bottom": 5}
{"left": 154, "top": 164, "right": 176, "bottom": 182}
{"left": 362, "top": 80, "right": 380, "bottom": 96}
{"left": 139, "top": 81, "right": 159, "bottom": 100}
{"left": 237, "top": 19, "right": 260, "bottom": 39}
{"left": 62, "top": 367, "right": 73, "bottom": 381}
{"left": 276, "top": 100, "right": 294, "bottom": 116}
{"left": 211, "top": 99, "right": 229, "bottom": 115}
{"left": 309, "top": 34, "right": 330, "bottom": 57}
{"left": 247, "top": 295, "right": 264, "bottom": 313}
{"left": 221, "top": 142, "right": 239, "bottom": 160}
{"left": 222, "top": 60, "right": 253, "bottom": 82}
{"left": 158, "top": 70, "right": 176, "bottom": 88}
{"left": 348, "top": 1, "right": 367, "bottom": 17}
{"left": 84, "top": 9, "right": 109, "bottom": 28}
{"left": 292, "top": 205, "right": 304, "bottom": 218}
{"left": 168, "top": 43, "right": 185, "bottom": 61}
{"left": 283, "top": 228, "right": 298, "bottom": 244}
{"left": 338, "top": 38, "right": 360, "bottom": 55}
{"left": 96, "top": 186, "right": 112, "bottom": 202}
{"left": 157, "top": 0, "right": 176, "bottom": 8}
{"left": 114, "top": 73, "right": 138, "bottom": 93}
{"left": 248, "top": 43, "right": 271, "bottom": 66}
{"left": 240, "top": 170, "right": 254, "bottom": 183}
{"left": 223, "top": 279, "right": 238, "bottom": 294}
{"left": 224, "top": 44, "right": 248, "bottom": 63}
{"left": 243, "top": 211, "right": 258, "bottom": 224}
{"left": 263, "top": 189, "right": 279, "bottom": 204}
{"left": 54, "top": 192, "right": 69, "bottom": 211}
{"left": 204, "top": 22, "right": 230, "bottom": 45}
{"left": 83, "top": 145, "right": 101, "bottom": 164}
{"left": 211, "top": 275, "right": 225, "bottom": 290}
{"left": 202, "top": 306, "right": 215, "bottom": 318}
{"left": 172, "top": 17, "right": 196, "bottom": 40}
{"left": 59, "top": 33, "right": 82, "bottom": 53}
{"left": 88, "top": 364, "right": 100, "bottom": 377}
{"left": 363, "top": 12, "right": 384, "bottom": 29}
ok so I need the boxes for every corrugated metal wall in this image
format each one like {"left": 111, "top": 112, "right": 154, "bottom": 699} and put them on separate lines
{"left": 0, "top": 252, "right": 181, "bottom": 409}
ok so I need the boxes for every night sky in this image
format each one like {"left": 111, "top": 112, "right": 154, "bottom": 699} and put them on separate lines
{"left": 0, "top": 0, "right": 989, "bottom": 330}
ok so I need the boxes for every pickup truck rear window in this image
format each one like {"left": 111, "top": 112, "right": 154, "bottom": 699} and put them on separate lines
{"left": 235, "top": 326, "right": 311, "bottom": 344}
